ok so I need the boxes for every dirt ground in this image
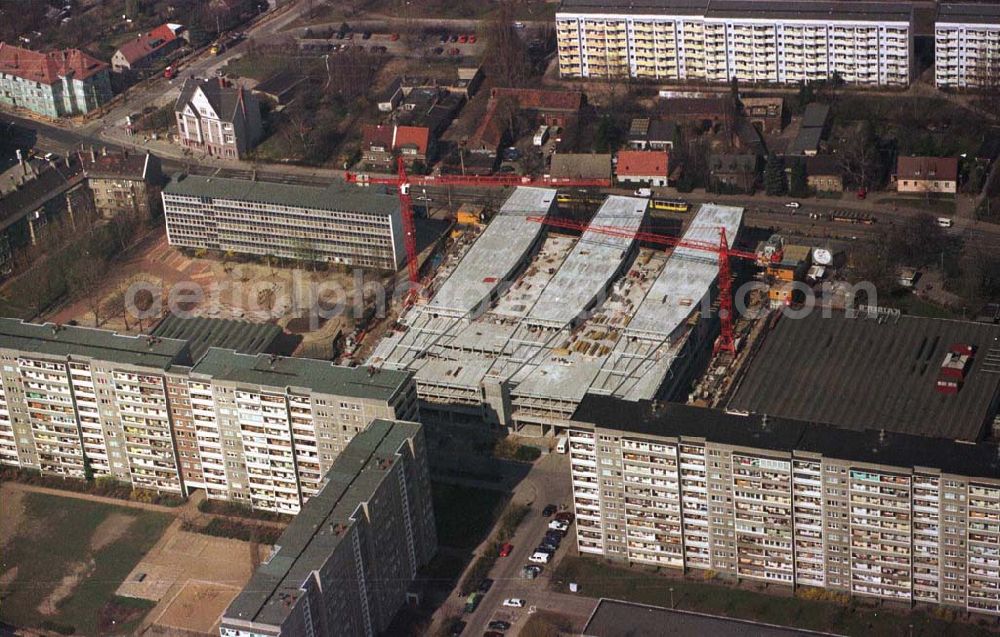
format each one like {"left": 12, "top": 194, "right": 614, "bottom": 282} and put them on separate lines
{"left": 121, "top": 520, "right": 267, "bottom": 636}
{"left": 43, "top": 230, "right": 374, "bottom": 357}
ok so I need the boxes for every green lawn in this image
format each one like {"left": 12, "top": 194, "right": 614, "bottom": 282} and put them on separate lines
{"left": 551, "top": 557, "right": 999, "bottom": 637}
{"left": 0, "top": 492, "right": 172, "bottom": 635}
{"left": 885, "top": 292, "right": 958, "bottom": 319}
{"left": 431, "top": 481, "right": 507, "bottom": 549}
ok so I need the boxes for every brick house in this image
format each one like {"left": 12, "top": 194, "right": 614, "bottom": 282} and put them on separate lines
{"left": 616, "top": 150, "right": 670, "bottom": 187}
{"left": 894, "top": 156, "right": 958, "bottom": 194}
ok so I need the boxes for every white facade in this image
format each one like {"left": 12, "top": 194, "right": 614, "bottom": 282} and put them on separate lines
{"left": 556, "top": 6, "right": 913, "bottom": 86}
{"left": 936, "top": 11, "right": 1000, "bottom": 89}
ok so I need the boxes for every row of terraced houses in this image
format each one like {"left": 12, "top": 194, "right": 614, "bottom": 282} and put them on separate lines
{"left": 555, "top": 0, "right": 1000, "bottom": 89}
{"left": 0, "top": 318, "right": 417, "bottom": 514}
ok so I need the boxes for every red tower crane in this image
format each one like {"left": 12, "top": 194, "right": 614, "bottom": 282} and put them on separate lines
{"left": 344, "top": 157, "right": 611, "bottom": 295}
{"left": 525, "top": 215, "right": 757, "bottom": 355}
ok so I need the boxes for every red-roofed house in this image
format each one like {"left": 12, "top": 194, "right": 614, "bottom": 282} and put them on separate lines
{"left": 894, "top": 156, "right": 958, "bottom": 194}
{"left": 615, "top": 150, "right": 670, "bottom": 187}
{"left": 465, "top": 88, "right": 584, "bottom": 164}
{"left": 111, "top": 24, "right": 185, "bottom": 73}
{"left": 0, "top": 42, "right": 112, "bottom": 117}
{"left": 362, "top": 124, "right": 434, "bottom": 171}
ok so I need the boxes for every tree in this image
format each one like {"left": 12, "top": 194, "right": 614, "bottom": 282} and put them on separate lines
{"left": 764, "top": 153, "right": 786, "bottom": 196}
{"left": 67, "top": 254, "right": 107, "bottom": 327}
{"left": 594, "top": 115, "right": 624, "bottom": 153}
{"left": 481, "top": 1, "right": 531, "bottom": 88}
{"left": 788, "top": 158, "right": 809, "bottom": 197}
{"left": 886, "top": 213, "right": 947, "bottom": 268}
{"left": 839, "top": 120, "right": 880, "bottom": 190}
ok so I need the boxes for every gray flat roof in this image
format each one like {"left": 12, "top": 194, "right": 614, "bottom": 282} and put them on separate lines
{"left": 224, "top": 419, "right": 421, "bottom": 628}
{"left": 625, "top": 204, "right": 743, "bottom": 338}
{"left": 191, "top": 348, "right": 411, "bottom": 401}
{"left": 728, "top": 312, "right": 1000, "bottom": 441}
{"left": 426, "top": 187, "right": 555, "bottom": 317}
{"left": 163, "top": 173, "right": 400, "bottom": 216}
{"left": 558, "top": 0, "right": 913, "bottom": 21}
{"left": 938, "top": 3, "right": 1000, "bottom": 24}
{"left": 584, "top": 599, "right": 839, "bottom": 637}
{"left": 549, "top": 153, "right": 613, "bottom": 180}
{"left": 0, "top": 318, "right": 190, "bottom": 369}
{"left": 527, "top": 196, "right": 646, "bottom": 327}
{"left": 152, "top": 315, "right": 282, "bottom": 362}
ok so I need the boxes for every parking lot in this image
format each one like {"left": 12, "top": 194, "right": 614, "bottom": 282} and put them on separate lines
{"left": 436, "top": 452, "right": 598, "bottom": 637}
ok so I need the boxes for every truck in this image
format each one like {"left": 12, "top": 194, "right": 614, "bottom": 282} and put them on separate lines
{"left": 533, "top": 125, "right": 549, "bottom": 147}
{"left": 555, "top": 436, "right": 568, "bottom": 453}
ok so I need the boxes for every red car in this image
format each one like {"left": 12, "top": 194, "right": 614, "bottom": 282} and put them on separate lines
{"left": 856, "top": 188, "right": 867, "bottom": 200}
{"left": 468, "top": 35, "right": 477, "bottom": 43}
{"left": 390, "top": 33, "right": 400, "bottom": 41}
{"left": 448, "top": 48, "right": 460, "bottom": 56}
{"left": 458, "top": 34, "right": 468, "bottom": 43}
{"left": 499, "top": 543, "right": 513, "bottom": 557}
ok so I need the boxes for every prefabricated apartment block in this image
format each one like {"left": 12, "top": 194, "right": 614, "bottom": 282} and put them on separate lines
{"left": 369, "top": 187, "right": 744, "bottom": 434}
{"left": 936, "top": 3, "right": 1000, "bottom": 89}
{"left": 568, "top": 313, "right": 1000, "bottom": 616}
{"left": 0, "top": 318, "right": 417, "bottom": 513}
{"left": 555, "top": 0, "right": 914, "bottom": 86}
{"left": 220, "top": 419, "right": 437, "bottom": 637}
{"left": 161, "top": 174, "right": 405, "bottom": 270}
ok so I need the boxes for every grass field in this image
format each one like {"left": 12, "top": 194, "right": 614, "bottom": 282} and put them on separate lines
{"left": 431, "top": 481, "right": 507, "bottom": 549}
{"left": 0, "top": 491, "right": 172, "bottom": 635}
{"left": 552, "top": 557, "right": 1000, "bottom": 637}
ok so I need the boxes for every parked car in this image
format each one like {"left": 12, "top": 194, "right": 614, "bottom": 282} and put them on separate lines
{"left": 554, "top": 512, "right": 575, "bottom": 524}
{"left": 432, "top": 47, "right": 444, "bottom": 55}
{"left": 498, "top": 542, "right": 513, "bottom": 557}
{"left": 390, "top": 33, "right": 400, "bottom": 41}
{"left": 548, "top": 520, "right": 569, "bottom": 532}
{"left": 856, "top": 188, "right": 867, "bottom": 199}
{"left": 439, "top": 34, "right": 448, "bottom": 43}
{"left": 488, "top": 620, "right": 511, "bottom": 631}
{"left": 785, "top": 201, "right": 801, "bottom": 208}
{"left": 448, "top": 47, "right": 460, "bottom": 55}
{"left": 633, "top": 187, "right": 652, "bottom": 197}
{"left": 502, "top": 598, "right": 526, "bottom": 608}
{"left": 539, "top": 541, "right": 559, "bottom": 552}
{"left": 543, "top": 534, "right": 562, "bottom": 546}
{"left": 529, "top": 551, "right": 551, "bottom": 564}
{"left": 449, "top": 34, "right": 459, "bottom": 42}
{"left": 469, "top": 35, "right": 477, "bottom": 43}
{"left": 449, "top": 619, "right": 466, "bottom": 636}
{"left": 458, "top": 34, "right": 468, "bottom": 43}
{"left": 478, "top": 578, "right": 494, "bottom": 594}
{"left": 362, "top": 31, "right": 372, "bottom": 39}
{"left": 542, "top": 504, "right": 558, "bottom": 517}
{"left": 522, "top": 564, "right": 543, "bottom": 578}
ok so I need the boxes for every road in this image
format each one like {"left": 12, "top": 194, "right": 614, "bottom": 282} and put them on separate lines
{"left": 429, "top": 452, "right": 598, "bottom": 637}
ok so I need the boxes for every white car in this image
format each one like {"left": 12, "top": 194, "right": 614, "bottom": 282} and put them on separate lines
{"left": 503, "top": 598, "right": 526, "bottom": 608}
{"left": 548, "top": 520, "right": 569, "bottom": 532}
{"left": 633, "top": 187, "right": 652, "bottom": 197}
{"left": 529, "top": 551, "right": 551, "bottom": 564}
{"left": 784, "top": 201, "right": 801, "bottom": 209}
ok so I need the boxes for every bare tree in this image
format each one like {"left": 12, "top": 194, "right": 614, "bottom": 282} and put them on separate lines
{"left": 67, "top": 255, "right": 107, "bottom": 327}
{"left": 481, "top": 2, "right": 531, "bottom": 88}
{"left": 838, "top": 121, "right": 879, "bottom": 190}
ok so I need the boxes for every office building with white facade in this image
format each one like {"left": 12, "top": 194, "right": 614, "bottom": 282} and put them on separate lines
{"left": 555, "top": 0, "right": 914, "bottom": 86}
{"left": 162, "top": 174, "right": 405, "bottom": 270}
{"left": 936, "top": 3, "right": 1000, "bottom": 89}
{"left": 0, "top": 319, "right": 417, "bottom": 513}
{"left": 220, "top": 419, "right": 437, "bottom": 637}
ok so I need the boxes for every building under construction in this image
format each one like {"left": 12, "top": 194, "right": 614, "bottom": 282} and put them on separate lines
{"left": 369, "top": 186, "right": 744, "bottom": 434}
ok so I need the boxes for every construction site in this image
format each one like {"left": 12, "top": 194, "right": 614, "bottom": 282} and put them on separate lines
{"left": 369, "top": 186, "right": 747, "bottom": 435}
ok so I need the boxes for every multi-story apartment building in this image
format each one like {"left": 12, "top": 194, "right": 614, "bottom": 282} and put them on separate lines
{"left": 0, "top": 319, "right": 418, "bottom": 513}
{"left": 161, "top": 174, "right": 406, "bottom": 270}
{"left": 555, "top": 0, "right": 914, "bottom": 86}
{"left": 82, "top": 150, "right": 163, "bottom": 220}
{"left": 220, "top": 419, "right": 437, "bottom": 637}
{"left": 0, "top": 43, "right": 113, "bottom": 117}
{"left": 935, "top": 3, "right": 1000, "bottom": 89}
{"left": 174, "top": 77, "right": 263, "bottom": 159}
{"left": 568, "top": 394, "right": 1000, "bottom": 615}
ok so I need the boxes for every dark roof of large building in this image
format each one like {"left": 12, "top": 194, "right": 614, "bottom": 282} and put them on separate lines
{"left": 728, "top": 312, "right": 1000, "bottom": 441}
{"left": 162, "top": 173, "right": 399, "bottom": 216}
{"left": 190, "top": 348, "right": 411, "bottom": 400}
{"left": 938, "top": 3, "right": 1000, "bottom": 24}
{"left": 81, "top": 151, "right": 158, "bottom": 181}
{"left": 151, "top": 315, "right": 283, "bottom": 361}
{"left": 572, "top": 395, "right": 1000, "bottom": 480}
{"left": 801, "top": 103, "right": 831, "bottom": 129}
{"left": 223, "top": 419, "right": 421, "bottom": 628}
{"left": 583, "top": 600, "right": 835, "bottom": 637}
{"left": 0, "top": 318, "right": 191, "bottom": 369}
{"left": 896, "top": 155, "right": 959, "bottom": 181}
{"left": 557, "top": 0, "right": 913, "bottom": 21}
{"left": 0, "top": 155, "right": 82, "bottom": 230}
